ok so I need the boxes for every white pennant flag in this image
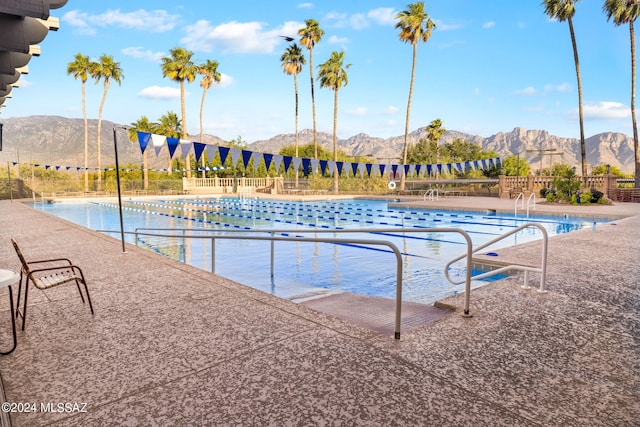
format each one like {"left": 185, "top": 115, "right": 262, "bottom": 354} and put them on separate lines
{"left": 151, "top": 134, "right": 166, "bottom": 157}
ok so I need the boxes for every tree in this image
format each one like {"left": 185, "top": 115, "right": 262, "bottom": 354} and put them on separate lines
{"left": 299, "top": 19, "right": 325, "bottom": 159}
{"left": 502, "top": 155, "right": 532, "bottom": 177}
{"left": 154, "top": 111, "right": 182, "bottom": 173}
{"left": 603, "top": 0, "right": 640, "bottom": 188}
{"left": 66, "top": 53, "right": 91, "bottom": 192}
{"left": 128, "top": 116, "right": 156, "bottom": 190}
{"left": 161, "top": 47, "right": 198, "bottom": 177}
{"left": 542, "top": 0, "right": 587, "bottom": 177}
{"left": 396, "top": 1, "right": 435, "bottom": 190}
{"left": 426, "top": 118, "right": 446, "bottom": 174}
{"left": 281, "top": 43, "right": 306, "bottom": 188}
{"left": 197, "top": 59, "right": 221, "bottom": 177}
{"left": 318, "top": 50, "right": 350, "bottom": 193}
{"left": 89, "top": 54, "right": 124, "bottom": 192}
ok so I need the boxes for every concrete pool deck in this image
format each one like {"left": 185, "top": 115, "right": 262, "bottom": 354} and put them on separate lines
{"left": 0, "top": 196, "right": 638, "bottom": 426}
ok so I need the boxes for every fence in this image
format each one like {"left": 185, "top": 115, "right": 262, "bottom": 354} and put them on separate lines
{"left": 498, "top": 174, "right": 621, "bottom": 199}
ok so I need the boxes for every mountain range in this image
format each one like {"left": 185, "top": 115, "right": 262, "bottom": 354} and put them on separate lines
{"left": 0, "top": 115, "right": 635, "bottom": 173}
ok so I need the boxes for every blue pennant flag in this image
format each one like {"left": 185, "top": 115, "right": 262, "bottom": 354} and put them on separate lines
{"left": 263, "top": 153, "right": 273, "bottom": 170}
{"left": 242, "top": 150, "right": 253, "bottom": 168}
{"left": 136, "top": 131, "right": 151, "bottom": 155}
{"left": 302, "top": 158, "right": 311, "bottom": 175}
{"left": 193, "top": 143, "right": 206, "bottom": 162}
{"left": 351, "top": 162, "right": 359, "bottom": 176}
{"left": 379, "top": 164, "right": 386, "bottom": 176}
{"left": 166, "top": 137, "right": 180, "bottom": 158}
{"left": 365, "top": 163, "right": 373, "bottom": 177}
{"left": 282, "top": 155, "right": 293, "bottom": 172}
{"left": 319, "top": 160, "right": 328, "bottom": 175}
{"left": 336, "top": 161, "right": 344, "bottom": 175}
{"left": 218, "top": 146, "right": 230, "bottom": 164}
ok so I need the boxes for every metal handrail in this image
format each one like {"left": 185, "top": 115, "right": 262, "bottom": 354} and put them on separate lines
{"left": 98, "top": 226, "right": 476, "bottom": 339}
{"left": 514, "top": 192, "right": 525, "bottom": 215}
{"left": 423, "top": 188, "right": 439, "bottom": 201}
{"left": 444, "top": 222, "right": 548, "bottom": 292}
{"left": 526, "top": 193, "right": 536, "bottom": 217}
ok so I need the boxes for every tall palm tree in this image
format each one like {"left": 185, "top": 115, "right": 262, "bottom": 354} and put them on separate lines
{"left": 66, "top": 53, "right": 91, "bottom": 192}
{"left": 604, "top": 0, "right": 640, "bottom": 187}
{"left": 161, "top": 47, "right": 198, "bottom": 177}
{"left": 89, "top": 54, "right": 124, "bottom": 192}
{"left": 281, "top": 43, "right": 306, "bottom": 187}
{"left": 318, "top": 50, "right": 350, "bottom": 194}
{"left": 128, "top": 116, "right": 155, "bottom": 190}
{"left": 299, "top": 19, "right": 325, "bottom": 159}
{"left": 197, "top": 59, "right": 221, "bottom": 178}
{"left": 396, "top": 2, "right": 435, "bottom": 190}
{"left": 542, "top": 0, "right": 587, "bottom": 178}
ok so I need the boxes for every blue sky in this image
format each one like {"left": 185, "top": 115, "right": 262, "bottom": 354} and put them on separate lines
{"left": 2, "top": 0, "right": 633, "bottom": 143}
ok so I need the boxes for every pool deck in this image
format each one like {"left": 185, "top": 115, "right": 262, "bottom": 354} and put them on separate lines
{"left": 0, "top": 196, "right": 638, "bottom": 426}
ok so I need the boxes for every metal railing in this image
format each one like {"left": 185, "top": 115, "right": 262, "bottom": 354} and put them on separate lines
{"left": 514, "top": 192, "right": 525, "bottom": 215}
{"left": 98, "top": 226, "right": 476, "bottom": 339}
{"left": 444, "top": 222, "right": 548, "bottom": 292}
{"left": 423, "top": 188, "right": 439, "bottom": 201}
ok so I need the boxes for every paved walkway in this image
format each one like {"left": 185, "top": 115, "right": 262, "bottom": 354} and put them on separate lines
{"left": 0, "top": 197, "right": 638, "bottom": 426}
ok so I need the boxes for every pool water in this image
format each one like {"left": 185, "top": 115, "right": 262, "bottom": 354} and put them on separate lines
{"left": 31, "top": 197, "right": 607, "bottom": 304}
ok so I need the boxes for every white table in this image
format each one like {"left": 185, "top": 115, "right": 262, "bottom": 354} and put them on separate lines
{"left": 0, "top": 269, "right": 18, "bottom": 355}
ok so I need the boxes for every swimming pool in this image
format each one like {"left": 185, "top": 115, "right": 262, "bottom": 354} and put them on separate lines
{"left": 31, "top": 197, "right": 605, "bottom": 304}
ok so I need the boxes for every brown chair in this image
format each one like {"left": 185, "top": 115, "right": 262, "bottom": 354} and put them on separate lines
{"left": 11, "top": 239, "right": 94, "bottom": 330}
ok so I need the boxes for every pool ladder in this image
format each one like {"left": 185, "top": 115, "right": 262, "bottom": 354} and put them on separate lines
{"left": 514, "top": 192, "right": 536, "bottom": 217}
{"left": 423, "top": 188, "right": 439, "bottom": 201}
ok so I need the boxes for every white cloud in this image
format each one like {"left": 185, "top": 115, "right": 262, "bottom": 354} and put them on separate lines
{"left": 383, "top": 105, "right": 399, "bottom": 115}
{"left": 180, "top": 20, "right": 303, "bottom": 54}
{"left": 346, "top": 107, "right": 368, "bottom": 116}
{"left": 350, "top": 13, "right": 369, "bottom": 30}
{"left": 581, "top": 101, "right": 629, "bottom": 120}
{"left": 325, "top": 8, "right": 397, "bottom": 30}
{"left": 544, "top": 82, "right": 571, "bottom": 93}
{"left": 62, "top": 9, "right": 180, "bottom": 34}
{"left": 121, "top": 47, "right": 164, "bottom": 63}
{"left": 217, "top": 74, "right": 234, "bottom": 89}
{"left": 138, "top": 86, "right": 181, "bottom": 99}
{"left": 433, "top": 20, "right": 462, "bottom": 31}
{"left": 513, "top": 86, "right": 537, "bottom": 96}
{"left": 367, "top": 8, "right": 397, "bottom": 26}
{"left": 474, "top": 88, "right": 481, "bottom": 96}
{"left": 327, "top": 35, "right": 349, "bottom": 44}
{"left": 298, "top": 3, "right": 313, "bottom": 9}
{"left": 482, "top": 21, "right": 495, "bottom": 29}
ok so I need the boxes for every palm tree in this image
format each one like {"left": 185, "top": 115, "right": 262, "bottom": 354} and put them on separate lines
{"left": 426, "top": 118, "right": 446, "bottom": 175}
{"left": 395, "top": 2, "right": 435, "bottom": 190}
{"left": 154, "top": 111, "right": 182, "bottom": 174}
{"left": 542, "top": 0, "right": 587, "bottom": 178}
{"left": 66, "top": 53, "right": 91, "bottom": 192}
{"left": 281, "top": 43, "right": 306, "bottom": 187}
{"left": 161, "top": 47, "right": 198, "bottom": 177}
{"left": 299, "top": 19, "right": 325, "bottom": 159}
{"left": 89, "top": 54, "right": 124, "bottom": 192}
{"left": 197, "top": 59, "right": 221, "bottom": 178}
{"left": 128, "top": 116, "right": 155, "bottom": 190}
{"left": 318, "top": 50, "right": 350, "bottom": 194}
{"left": 604, "top": 0, "right": 640, "bottom": 187}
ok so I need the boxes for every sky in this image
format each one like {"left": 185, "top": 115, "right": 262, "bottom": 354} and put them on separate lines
{"left": 1, "top": 0, "right": 634, "bottom": 144}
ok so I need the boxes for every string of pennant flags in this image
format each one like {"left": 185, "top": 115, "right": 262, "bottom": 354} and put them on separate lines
{"left": 10, "top": 130, "right": 502, "bottom": 177}
{"left": 135, "top": 131, "right": 502, "bottom": 178}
